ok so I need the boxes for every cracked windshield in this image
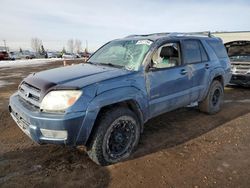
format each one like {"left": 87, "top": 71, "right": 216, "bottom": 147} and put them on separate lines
{"left": 88, "top": 40, "right": 152, "bottom": 71}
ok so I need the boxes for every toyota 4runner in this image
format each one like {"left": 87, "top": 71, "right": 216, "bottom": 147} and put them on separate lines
{"left": 9, "top": 32, "right": 231, "bottom": 165}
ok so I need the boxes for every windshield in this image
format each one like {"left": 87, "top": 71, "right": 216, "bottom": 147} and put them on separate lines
{"left": 230, "top": 55, "right": 250, "bottom": 62}
{"left": 88, "top": 39, "right": 152, "bottom": 71}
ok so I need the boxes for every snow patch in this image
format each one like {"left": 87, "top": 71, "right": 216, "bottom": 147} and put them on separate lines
{"left": 0, "top": 73, "right": 23, "bottom": 79}
{"left": 0, "top": 80, "right": 14, "bottom": 88}
{"left": 224, "top": 99, "right": 250, "bottom": 103}
{"left": 0, "top": 58, "right": 60, "bottom": 68}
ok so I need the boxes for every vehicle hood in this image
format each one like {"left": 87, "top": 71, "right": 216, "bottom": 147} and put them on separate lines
{"left": 225, "top": 40, "right": 250, "bottom": 57}
{"left": 24, "top": 63, "right": 132, "bottom": 91}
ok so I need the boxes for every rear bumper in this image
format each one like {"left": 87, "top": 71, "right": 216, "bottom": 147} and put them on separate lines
{"left": 230, "top": 74, "right": 250, "bottom": 87}
{"left": 9, "top": 93, "right": 86, "bottom": 146}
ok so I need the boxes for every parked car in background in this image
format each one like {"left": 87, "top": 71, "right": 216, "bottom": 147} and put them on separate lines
{"left": 225, "top": 40, "right": 250, "bottom": 87}
{"left": 78, "top": 51, "right": 92, "bottom": 62}
{"left": 47, "top": 52, "right": 58, "bottom": 58}
{"left": 55, "top": 52, "right": 63, "bottom": 58}
{"left": 20, "top": 51, "right": 36, "bottom": 59}
{"left": 62, "top": 53, "right": 78, "bottom": 59}
{"left": 9, "top": 51, "right": 21, "bottom": 60}
{"left": 0, "top": 51, "right": 9, "bottom": 60}
{"left": 9, "top": 32, "right": 231, "bottom": 165}
{"left": 78, "top": 51, "right": 91, "bottom": 58}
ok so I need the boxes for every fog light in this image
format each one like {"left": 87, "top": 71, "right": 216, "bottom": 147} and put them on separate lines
{"left": 40, "top": 129, "right": 67, "bottom": 140}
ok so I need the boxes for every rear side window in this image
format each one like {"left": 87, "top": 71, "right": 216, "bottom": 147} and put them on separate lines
{"left": 207, "top": 40, "right": 228, "bottom": 58}
{"left": 182, "top": 40, "right": 201, "bottom": 64}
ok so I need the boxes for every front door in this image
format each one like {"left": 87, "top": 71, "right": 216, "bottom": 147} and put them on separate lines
{"left": 147, "top": 41, "right": 193, "bottom": 118}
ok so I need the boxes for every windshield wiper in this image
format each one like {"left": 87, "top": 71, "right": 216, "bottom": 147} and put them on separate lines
{"left": 86, "top": 61, "right": 95, "bottom": 64}
{"left": 98, "top": 62, "right": 124, "bottom": 68}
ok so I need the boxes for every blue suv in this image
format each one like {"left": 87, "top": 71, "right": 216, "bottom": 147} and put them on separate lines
{"left": 9, "top": 32, "right": 231, "bottom": 165}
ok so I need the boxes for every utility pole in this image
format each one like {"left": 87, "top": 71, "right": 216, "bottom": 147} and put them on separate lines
{"left": 3, "top": 40, "right": 7, "bottom": 51}
{"left": 85, "top": 40, "right": 88, "bottom": 52}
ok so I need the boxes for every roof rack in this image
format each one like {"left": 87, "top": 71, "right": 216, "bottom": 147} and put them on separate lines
{"left": 125, "top": 31, "right": 213, "bottom": 38}
{"left": 125, "top": 32, "right": 170, "bottom": 38}
{"left": 168, "top": 31, "right": 213, "bottom": 37}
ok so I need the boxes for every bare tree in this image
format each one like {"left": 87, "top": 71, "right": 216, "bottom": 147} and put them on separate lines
{"left": 74, "top": 39, "right": 82, "bottom": 53}
{"left": 67, "top": 39, "right": 74, "bottom": 53}
{"left": 31, "top": 38, "right": 42, "bottom": 54}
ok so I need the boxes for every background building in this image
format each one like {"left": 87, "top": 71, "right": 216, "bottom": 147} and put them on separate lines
{"left": 213, "top": 31, "right": 250, "bottom": 43}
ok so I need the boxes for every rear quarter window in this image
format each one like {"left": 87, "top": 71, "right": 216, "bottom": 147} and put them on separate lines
{"left": 199, "top": 42, "right": 209, "bottom": 62}
{"left": 207, "top": 40, "right": 228, "bottom": 58}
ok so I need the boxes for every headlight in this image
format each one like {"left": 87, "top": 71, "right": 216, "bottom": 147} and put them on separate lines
{"left": 40, "top": 90, "right": 82, "bottom": 112}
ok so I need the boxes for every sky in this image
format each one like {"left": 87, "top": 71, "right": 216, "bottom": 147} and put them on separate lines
{"left": 0, "top": 0, "right": 250, "bottom": 52}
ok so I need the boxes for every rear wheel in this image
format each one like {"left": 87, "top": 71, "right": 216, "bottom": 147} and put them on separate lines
{"left": 87, "top": 107, "right": 140, "bottom": 166}
{"left": 198, "top": 80, "right": 224, "bottom": 114}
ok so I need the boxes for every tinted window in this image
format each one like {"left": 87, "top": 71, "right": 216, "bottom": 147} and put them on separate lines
{"left": 207, "top": 40, "right": 228, "bottom": 58}
{"left": 183, "top": 40, "right": 201, "bottom": 64}
{"left": 199, "top": 42, "right": 209, "bottom": 62}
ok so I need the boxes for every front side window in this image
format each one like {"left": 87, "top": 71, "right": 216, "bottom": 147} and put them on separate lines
{"left": 151, "top": 42, "right": 181, "bottom": 69}
{"left": 88, "top": 40, "right": 152, "bottom": 71}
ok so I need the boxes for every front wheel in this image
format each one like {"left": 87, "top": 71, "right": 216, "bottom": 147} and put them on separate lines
{"left": 198, "top": 80, "right": 224, "bottom": 114}
{"left": 87, "top": 107, "right": 140, "bottom": 166}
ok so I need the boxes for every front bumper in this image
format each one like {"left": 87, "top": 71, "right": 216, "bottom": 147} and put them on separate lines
{"left": 9, "top": 93, "right": 86, "bottom": 146}
{"left": 230, "top": 74, "right": 250, "bottom": 87}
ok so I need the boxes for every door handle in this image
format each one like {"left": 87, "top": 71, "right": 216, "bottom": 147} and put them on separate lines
{"left": 205, "top": 63, "right": 210, "bottom": 69}
{"left": 180, "top": 69, "right": 187, "bottom": 75}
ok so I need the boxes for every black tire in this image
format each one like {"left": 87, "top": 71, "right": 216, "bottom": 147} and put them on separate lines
{"left": 87, "top": 107, "right": 140, "bottom": 166}
{"left": 198, "top": 80, "right": 224, "bottom": 114}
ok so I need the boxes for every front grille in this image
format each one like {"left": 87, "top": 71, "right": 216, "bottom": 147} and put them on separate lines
{"left": 18, "top": 82, "right": 41, "bottom": 107}
{"left": 233, "top": 63, "right": 250, "bottom": 75}
{"left": 10, "top": 107, "right": 31, "bottom": 137}
{"left": 12, "top": 110, "right": 30, "bottom": 127}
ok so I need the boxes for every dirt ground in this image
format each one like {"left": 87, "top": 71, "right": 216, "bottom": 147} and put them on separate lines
{"left": 0, "top": 60, "right": 250, "bottom": 188}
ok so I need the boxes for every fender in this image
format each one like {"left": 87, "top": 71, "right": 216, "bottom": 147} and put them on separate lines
{"left": 200, "top": 67, "right": 225, "bottom": 100}
{"left": 75, "top": 86, "right": 148, "bottom": 145}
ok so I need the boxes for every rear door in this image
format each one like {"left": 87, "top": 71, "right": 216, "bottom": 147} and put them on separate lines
{"left": 181, "top": 39, "right": 210, "bottom": 102}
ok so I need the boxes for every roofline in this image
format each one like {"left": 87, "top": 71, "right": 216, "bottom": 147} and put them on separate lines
{"left": 125, "top": 31, "right": 214, "bottom": 39}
